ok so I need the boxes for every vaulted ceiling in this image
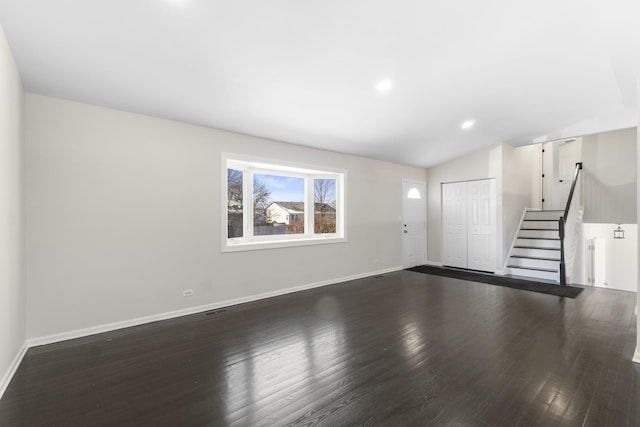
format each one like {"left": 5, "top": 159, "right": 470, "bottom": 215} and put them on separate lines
{"left": 0, "top": 0, "right": 638, "bottom": 167}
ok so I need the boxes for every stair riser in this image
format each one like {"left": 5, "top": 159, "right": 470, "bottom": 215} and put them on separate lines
{"left": 519, "top": 229, "right": 559, "bottom": 239}
{"left": 515, "top": 238, "right": 561, "bottom": 249}
{"left": 512, "top": 247, "right": 561, "bottom": 258}
{"left": 524, "top": 210, "right": 564, "bottom": 221}
{"left": 509, "top": 258, "right": 560, "bottom": 270}
{"left": 521, "top": 220, "right": 559, "bottom": 230}
{"left": 508, "top": 267, "right": 559, "bottom": 282}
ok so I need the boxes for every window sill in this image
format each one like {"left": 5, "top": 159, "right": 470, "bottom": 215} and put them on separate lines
{"left": 222, "top": 235, "right": 347, "bottom": 253}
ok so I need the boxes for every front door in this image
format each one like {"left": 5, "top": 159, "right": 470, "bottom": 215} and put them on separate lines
{"left": 402, "top": 181, "right": 426, "bottom": 268}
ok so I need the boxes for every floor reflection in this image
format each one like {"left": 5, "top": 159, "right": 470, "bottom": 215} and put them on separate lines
{"left": 223, "top": 295, "right": 345, "bottom": 424}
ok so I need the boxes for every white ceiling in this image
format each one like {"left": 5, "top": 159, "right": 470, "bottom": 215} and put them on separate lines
{"left": 0, "top": 0, "right": 638, "bottom": 167}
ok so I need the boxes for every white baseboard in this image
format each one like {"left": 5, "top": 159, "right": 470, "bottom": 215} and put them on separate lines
{"left": 0, "top": 342, "right": 28, "bottom": 400}
{"left": 27, "top": 266, "right": 403, "bottom": 348}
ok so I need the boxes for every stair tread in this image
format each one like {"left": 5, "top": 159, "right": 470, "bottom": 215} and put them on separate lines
{"left": 526, "top": 209, "right": 563, "bottom": 212}
{"left": 511, "top": 210, "right": 564, "bottom": 276}
{"left": 510, "top": 255, "right": 560, "bottom": 261}
{"left": 514, "top": 246, "right": 560, "bottom": 251}
{"left": 507, "top": 265, "right": 558, "bottom": 273}
{"left": 517, "top": 237, "right": 561, "bottom": 241}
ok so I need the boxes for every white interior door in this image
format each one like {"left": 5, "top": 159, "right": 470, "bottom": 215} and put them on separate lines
{"left": 467, "top": 179, "right": 496, "bottom": 272}
{"left": 558, "top": 140, "right": 577, "bottom": 207}
{"left": 543, "top": 139, "right": 578, "bottom": 210}
{"left": 442, "top": 182, "right": 467, "bottom": 268}
{"left": 542, "top": 142, "right": 554, "bottom": 210}
{"left": 402, "top": 181, "right": 426, "bottom": 268}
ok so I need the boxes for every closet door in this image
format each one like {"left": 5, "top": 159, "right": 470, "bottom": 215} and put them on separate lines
{"left": 467, "top": 179, "right": 496, "bottom": 272}
{"left": 442, "top": 182, "right": 467, "bottom": 268}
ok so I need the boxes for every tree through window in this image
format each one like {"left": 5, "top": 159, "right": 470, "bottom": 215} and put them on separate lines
{"left": 314, "top": 179, "right": 336, "bottom": 233}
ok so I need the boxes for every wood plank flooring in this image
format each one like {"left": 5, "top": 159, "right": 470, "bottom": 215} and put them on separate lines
{"left": 1, "top": 270, "right": 638, "bottom": 426}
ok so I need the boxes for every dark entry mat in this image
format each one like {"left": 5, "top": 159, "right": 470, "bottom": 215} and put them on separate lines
{"left": 407, "top": 265, "right": 583, "bottom": 298}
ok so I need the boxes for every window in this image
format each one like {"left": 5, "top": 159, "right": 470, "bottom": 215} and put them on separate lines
{"left": 223, "top": 154, "right": 345, "bottom": 251}
{"left": 407, "top": 187, "right": 421, "bottom": 199}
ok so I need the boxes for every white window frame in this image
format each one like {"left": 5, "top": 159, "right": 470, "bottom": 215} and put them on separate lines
{"left": 222, "top": 153, "right": 346, "bottom": 252}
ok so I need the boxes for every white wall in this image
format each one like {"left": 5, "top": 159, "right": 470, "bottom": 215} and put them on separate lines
{"left": 0, "top": 25, "right": 25, "bottom": 394}
{"left": 636, "top": 76, "right": 640, "bottom": 365}
{"left": 570, "top": 128, "right": 636, "bottom": 288}
{"left": 502, "top": 143, "right": 541, "bottom": 266}
{"left": 426, "top": 144, "right": 503, "bottom": 269}
{"left": 582, "top": 128, "right": 637, "bottom": 224}
{"left": 24, "top": 94, "right": 427, "bottom": 339}
{"left": 582, "top": 223, "right": 637, "bottom": 292}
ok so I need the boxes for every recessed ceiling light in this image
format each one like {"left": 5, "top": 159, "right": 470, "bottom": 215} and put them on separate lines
{"left": 461, "top": 120, "right": 476, "bottom": 129}
{"left": 376, "top": 79, "right": 392, "bottom": 92}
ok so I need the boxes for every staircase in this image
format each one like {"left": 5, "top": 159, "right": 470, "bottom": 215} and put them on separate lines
{"left": 506, "top": 210, "right": 563, "bottom": 282}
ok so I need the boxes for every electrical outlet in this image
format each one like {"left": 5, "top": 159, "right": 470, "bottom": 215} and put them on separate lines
{"left": 182, "top": 289, "right": 193, "bottom": 297}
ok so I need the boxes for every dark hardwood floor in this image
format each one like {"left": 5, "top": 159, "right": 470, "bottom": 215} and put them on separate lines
{"left": 1, "top": 270, "right": 638, "bottom": 426}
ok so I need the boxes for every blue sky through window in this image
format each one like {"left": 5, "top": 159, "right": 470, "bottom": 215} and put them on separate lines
{"left": 254, "top": 173, "right": 304, "bottom": 202}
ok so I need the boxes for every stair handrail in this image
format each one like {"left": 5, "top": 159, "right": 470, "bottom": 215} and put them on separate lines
{"left": 559, "top": 162, "right": 583, "bottom": 285}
